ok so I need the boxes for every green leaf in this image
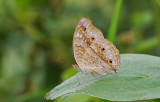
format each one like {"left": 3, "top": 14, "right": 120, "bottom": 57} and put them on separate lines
{"left": 56, "top": 94, "right": 95, "bottom": 102}
{"left": 45, "top": 54, "right": 160, "bottom": 101}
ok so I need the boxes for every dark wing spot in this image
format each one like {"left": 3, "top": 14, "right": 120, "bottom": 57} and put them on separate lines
{"left": 78, "top": 26, "right": 86, "bottom": 33}
{"left": 90, "top": 37, "right": 95, "bottom": 42}
{"left": 109, "top": 60, "right": 112, "bottom": 64}
{"left": 80, "top": 26, "right": 86, "bottom": 31}
{"left": 101, "top": 48, "right": 105, "bottom": 52}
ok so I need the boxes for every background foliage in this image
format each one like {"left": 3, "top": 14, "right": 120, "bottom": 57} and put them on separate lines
{"left": 0, "top": 0, "right": 160, "bottom": 102}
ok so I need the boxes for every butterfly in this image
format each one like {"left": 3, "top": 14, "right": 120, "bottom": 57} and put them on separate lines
{"left": 73, "top": 17, "right": 120, "bottom": 75}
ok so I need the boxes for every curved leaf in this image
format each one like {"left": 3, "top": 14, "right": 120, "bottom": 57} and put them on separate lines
{"left": 45, "top": 54, "right": 160, "bottom": 101}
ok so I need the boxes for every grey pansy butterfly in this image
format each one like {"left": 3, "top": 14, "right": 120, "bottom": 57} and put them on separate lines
{"left": 73, "top": 17, "right": 120, "bottom": 75}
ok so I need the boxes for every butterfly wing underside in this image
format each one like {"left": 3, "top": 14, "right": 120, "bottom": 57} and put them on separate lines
{"left": 73, "top": 18, "right": 120, "bottom": 75}
{"left": 81, "top": 39, "right": 120, "bottom": 75}
{"left": 73, "top": 18, "right": 104, "bottom": 70}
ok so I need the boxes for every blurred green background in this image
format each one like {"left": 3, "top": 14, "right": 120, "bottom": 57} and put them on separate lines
{"left": 0, "top": 0, "right": 160, "bottom": 102}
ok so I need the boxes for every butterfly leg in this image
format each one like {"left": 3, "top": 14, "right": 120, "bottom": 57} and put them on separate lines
{"left": 91, "top": 72, "right": 102, "bottom": 81}
{"left": 75, "top": 74, "right": 80, "bottom": 86}
{"left": 80, "top": 72, "right": 86, "bottom": 84}
{"left": 72, "top": 64, "right": 81, "bottom": 72}
{"left": 91, "top": 72, "right": 96, "bottom": 77}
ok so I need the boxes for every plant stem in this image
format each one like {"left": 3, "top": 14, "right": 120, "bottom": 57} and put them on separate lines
{"left": 153, "top": 0, "right": 160, "bottom": 55}
{"left": 107, "top": 0, "right": 123, "bottom": 43}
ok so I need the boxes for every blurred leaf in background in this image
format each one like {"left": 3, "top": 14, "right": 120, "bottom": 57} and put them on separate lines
{"left": 0, "top": 0, "right": 159, "bottom": 102}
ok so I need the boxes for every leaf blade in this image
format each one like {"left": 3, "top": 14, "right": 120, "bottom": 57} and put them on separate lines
{"left": 46, "top": 54, "right": 160, "bottom": 101}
